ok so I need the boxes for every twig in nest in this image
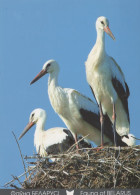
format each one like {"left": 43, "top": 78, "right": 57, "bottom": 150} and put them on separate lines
{"left": 10, "top": 184, "right": 20, "bottom": 189}
{"left": 78, "top": 174, "right": 85, "bottom": 187}
{"left": 63, "top": 171, "right": 69, "bottom": 175}
{"left": 6, "top": 146, "right": 140, "bottom": 189}
{"left": 105, "top": 146, "right": 140, "bottom": 151}
{"left": 113, "top": 156, "right": 117, "bottom": 188}
{"left": 12, "top": 131, "right": 27, "bottom": 179}
{"left": 11, "top": 175, "right": 23, "bottom": 187}
{"left": 66, "top": 134, "right": 90, "bottom": 153}
{"left": 85, "top": 152, "right": 90, "bottom": 169}
{"left": 4, "top": 167, "right": 36, "bottom": 187}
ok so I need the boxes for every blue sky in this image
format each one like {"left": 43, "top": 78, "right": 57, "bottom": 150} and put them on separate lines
{"left": 0, "top": 0, "right": 140, "bottom": 188}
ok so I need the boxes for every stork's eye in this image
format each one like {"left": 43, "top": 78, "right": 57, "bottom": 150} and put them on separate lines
{"left": 47, "top": 63, "right": 51, "bottom": 67}
{"left": 101, "top": 21, "right": 104, "bottom": 25}
{"left": 31, "top": 113, "right": 35, "bottom": 118}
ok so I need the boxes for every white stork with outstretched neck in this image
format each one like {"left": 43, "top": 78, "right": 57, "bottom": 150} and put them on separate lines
{"left": 19, "top": 108, "right": 92, "bottom": 158}
{"left": 30, "top": 60, "right": 134, "bottom": 147}
{"left": 85, "top": 16, "right": 130, "bottom": 146}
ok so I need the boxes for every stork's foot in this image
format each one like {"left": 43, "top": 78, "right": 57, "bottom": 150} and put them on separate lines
{"left": 96, "top": 141, "right": 111, "bottom": 151}
{"left": 95, "top": 144, "right": 104, "bottom": 151}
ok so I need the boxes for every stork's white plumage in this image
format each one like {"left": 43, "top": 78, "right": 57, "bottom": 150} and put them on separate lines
{"left": 30, "top": 60, "right": 133, "bottom": 147}
{"left": 122, "top": 134, "right": 136, "bottom": 146}
{"left": 19, "top": 108, "right": 79, "bottom": 158}
{"left": 85, "top": 16, "right": 130, "bottom": 146}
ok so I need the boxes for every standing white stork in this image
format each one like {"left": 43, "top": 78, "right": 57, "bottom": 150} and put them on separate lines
{"left": 19, "top": 108, "right": 92, "bottom": 158}
{"left": 30, "top": 60, "right": 134, "bottom": 147}
{"left": 85, "top": 16, "right": 130, "bottom": 146}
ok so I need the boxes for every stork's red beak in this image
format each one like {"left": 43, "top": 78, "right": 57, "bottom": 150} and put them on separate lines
{"left": 104, "top": 26, "right": 115, "bottom": 40}
{"left": 19, "top": 121, "right": 35, "bottom": 140}
{"left": 30, "top": 69, "right": 47, "bottom": 85}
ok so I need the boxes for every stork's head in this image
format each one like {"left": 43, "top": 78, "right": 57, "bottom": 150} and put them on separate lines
{"left": 30, "top": 59, "right": 59, "bottom": 85}
{"left": 19, "top": 108, "right": 46, "bottom": 140}
{"left": 96, "top": 16, "right": 115, "bottom": 40}
{"left": 122, "top": 134, "right": 136, "bottom": 146}
{"left": 29, "top": 108, "right": 46, "bottom": 124}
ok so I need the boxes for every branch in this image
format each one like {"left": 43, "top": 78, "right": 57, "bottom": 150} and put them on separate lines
{"left": 4, "top": 167, "right": 35, "bottom": 187}
{"left": 12, "top": 131, "right": 27, "bottom": 179}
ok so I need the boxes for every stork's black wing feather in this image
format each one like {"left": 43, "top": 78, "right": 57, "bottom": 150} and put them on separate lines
{"left": 63, "top": 129, "right": 74, "bottom": 138}
{"left": 80, "top": 108, "right": 114, "bottom": 142}
{"left": 80, "top": 108, "right": 127, "bottom": 146}
{"left": 104, "top": 114, "right": 127, "bottom": 146}
{"left": 46, "top": 129, "right": 75, "bottom": 155}
{"left": 89, "top": 85, "right": 99, "bottom": 105}
{"left": 112, "top": 77, "right": 130, "bottom": 123}
{"left": 80, "top": 108, "right": 101, "bottom": 130}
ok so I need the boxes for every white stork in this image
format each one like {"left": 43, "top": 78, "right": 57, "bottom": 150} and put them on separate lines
{"left": 19, "top": 108, "right": 92, "bottom": 158}
{"left": 85, "top": 16, "right": 130, "bottom": 146}
{"left": 30, "top": 60, "right": 134, "bottom": 147}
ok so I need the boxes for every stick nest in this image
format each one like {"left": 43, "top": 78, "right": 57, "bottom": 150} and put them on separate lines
{"left": 9, "top": 146, "right": 140, "bottom": 189}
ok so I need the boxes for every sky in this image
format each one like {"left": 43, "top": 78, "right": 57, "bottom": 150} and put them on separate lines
{"left": 0, "top": 0, "right": 140, "bottom": 188}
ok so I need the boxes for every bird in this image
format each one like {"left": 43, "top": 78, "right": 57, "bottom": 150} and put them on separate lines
{"left": 85, "top": 16, "right": 130, "bottom": 146}
{"left": 18, "top": 108, "right": 92, "bottom": 159}
{"left": 30, "top": 59, "right": 134, "bottom": 147}
{"left": 121, "top": 134, "right": 136, "bottom": 146}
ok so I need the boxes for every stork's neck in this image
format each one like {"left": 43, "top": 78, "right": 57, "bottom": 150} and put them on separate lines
{"left": 34, "top": 117, "right": 46, "bottom": 152}
{"left": 47, "top": 69, "right": 68, "bottom": 116}
{"left": 35, "top": 118, "right": 46, "bottom": 132}
{"left": 48, "top": 70, "right": 59, "bottom": 91}
{"left": 95, "top": 28, "right": 105, "bottom": 53}
{"left": 87, "top": 28, "right": 106, "bottom": 69}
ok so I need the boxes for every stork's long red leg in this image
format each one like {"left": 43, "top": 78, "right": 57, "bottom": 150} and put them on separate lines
{"left": 99, "top": 103, "right": 104, "bottom": 147}
{"left": 112, "top": 103, "right": 117, "bottom": 146}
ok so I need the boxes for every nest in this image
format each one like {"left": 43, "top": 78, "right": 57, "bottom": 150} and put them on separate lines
{"left": 7, "top": 146, "right": 140, "bottom": 189}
